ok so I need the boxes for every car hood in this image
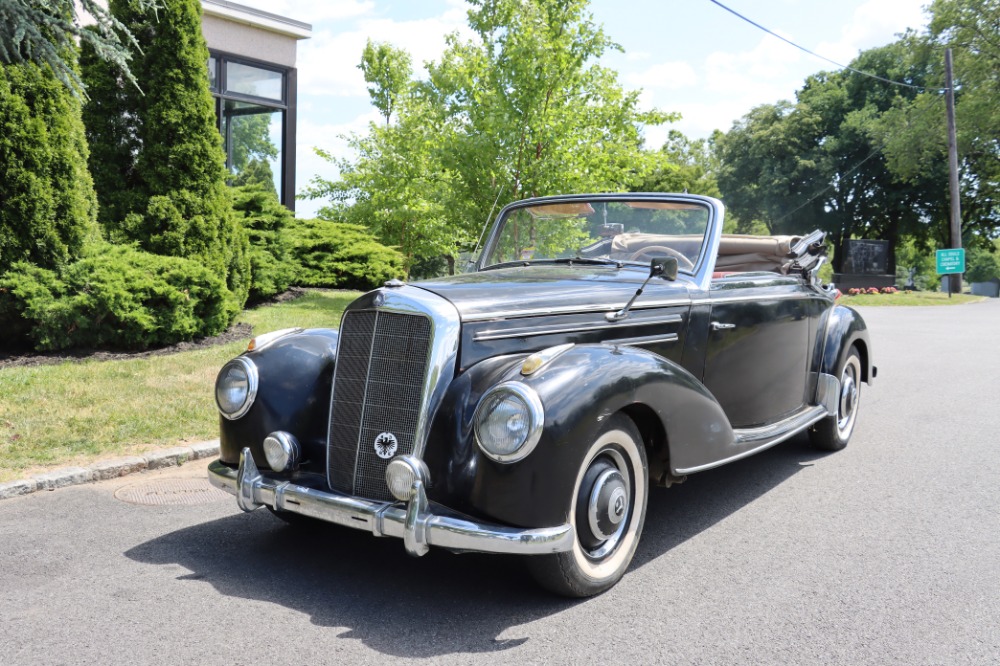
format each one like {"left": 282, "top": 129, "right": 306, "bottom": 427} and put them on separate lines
{"left": 413, "top": 264, "right": 691, "bottom": 320}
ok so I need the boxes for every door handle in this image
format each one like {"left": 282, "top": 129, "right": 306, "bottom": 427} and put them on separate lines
{"left": 710, "top": 321, "right": 735, "bottom": 331}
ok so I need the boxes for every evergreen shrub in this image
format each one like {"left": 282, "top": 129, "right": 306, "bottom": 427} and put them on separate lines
{"left": 0, "top": 62, "right": 98, "bottom": 275}
{"left": 0, "top": 244, "right": 230, "bottom": 351}
{"left": 231, "top": 185, "right": 295, "bottom": 302}
{"left": 286, "top": 219, "right": 405, "bottom": 290}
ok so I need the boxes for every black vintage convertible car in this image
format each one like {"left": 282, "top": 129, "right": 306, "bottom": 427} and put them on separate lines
{"left": 209, "top": 193, "right": 876, "bottom": 597}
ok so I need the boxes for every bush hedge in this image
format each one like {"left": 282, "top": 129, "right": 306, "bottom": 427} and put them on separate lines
{"left": 231, "top": 185, "right": 295, "bottom": 303}
{"left": 0, "top": 244, "right": 231, "bottom": 351}
{"left": 286, "top": 219, "right": 405, "bottom": 290}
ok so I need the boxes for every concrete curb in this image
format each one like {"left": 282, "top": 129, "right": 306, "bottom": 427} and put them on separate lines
{"left": 0, "top": 440, "right": 220, "bottom": 501}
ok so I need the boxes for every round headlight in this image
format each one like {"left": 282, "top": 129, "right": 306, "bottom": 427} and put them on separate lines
{"left": 474, "top": 382, "right": 543, "bottom": 463}
{"left": 215, "top": 357, "right": 258, "bottom": 420}
{"left": 263, "top": 431, "right": 300, "bottom": 472}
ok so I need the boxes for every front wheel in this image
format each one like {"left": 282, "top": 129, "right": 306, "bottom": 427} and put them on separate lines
{"left": 810, "top": 347, "right": 863, "bottom": 451}
{"left": 527, "top": 414, "right": 648, "bottom": 597}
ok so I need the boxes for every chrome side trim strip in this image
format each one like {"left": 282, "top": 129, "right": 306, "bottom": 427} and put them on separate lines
{"left": 461, "top": 298, "right": 692, "bottom": 322}
{"left": 474, "top": 314, "right": 683, "bottom": 341}
{"left": 211, "top": 453, "right": 575, "bottom": 556}
{"left": 615, "top": 333, "right": 679, "bottom": 346}
{"left": 674, "top": 405, "right": 827, "bottom": 475}
{"left": 694, "top": 291, "right": 809, "bottom": 306}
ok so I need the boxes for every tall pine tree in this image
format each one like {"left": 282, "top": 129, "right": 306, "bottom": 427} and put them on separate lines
{"left": 82, "top": 0, "right": 249, "bottom": 312}
{"left": 0, "top": 61, "right": 98, "bottom": 275}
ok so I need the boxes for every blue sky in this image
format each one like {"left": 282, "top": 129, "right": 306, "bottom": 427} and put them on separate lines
{"left": 233, "top": 0, "right": 931, "bottom": 216}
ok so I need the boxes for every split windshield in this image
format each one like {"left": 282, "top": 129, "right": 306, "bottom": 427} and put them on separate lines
{"left": 482, "top": 198, "right": 711, "bottom": 272}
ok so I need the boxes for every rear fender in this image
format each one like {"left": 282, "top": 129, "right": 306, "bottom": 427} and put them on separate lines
{"left": 819, "top": 305, "right": 875, "bottom": 384}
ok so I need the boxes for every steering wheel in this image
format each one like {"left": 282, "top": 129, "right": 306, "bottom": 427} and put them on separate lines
{"left": 627, "top": 246, "right": 695, "bottom": 270}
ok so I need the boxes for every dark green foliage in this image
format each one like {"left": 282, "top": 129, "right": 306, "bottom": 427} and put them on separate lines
{"left": 285, "top": 219, "right": 405, "bottom": 290}
{"left": 966, "top": 244, "right": 1000, "bottom": 283}
{"left": 0, "top": 244, "right": 230, "bottom": 351}
{"left": 0, "top": 62, "right": 98, "bottom": 275}
{"left": 0, "top": 0, "right": 155, "bottom": 95}
{"left": 231, "top": 185, "right": 295, "bottom": 302}
{"left": 80, "top": 0, "right": 250, "bottom": 311}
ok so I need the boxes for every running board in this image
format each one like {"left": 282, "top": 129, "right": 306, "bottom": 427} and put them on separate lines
{"left": 674, "top": 404, "right": 828, "bottom": 475}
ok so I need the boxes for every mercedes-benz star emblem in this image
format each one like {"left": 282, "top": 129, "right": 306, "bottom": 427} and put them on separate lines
{"left": 373, "top": 292, "right": 386, "bottom": 307}
{"left": 374, "top": 432, "right": 398, "bottom": 459}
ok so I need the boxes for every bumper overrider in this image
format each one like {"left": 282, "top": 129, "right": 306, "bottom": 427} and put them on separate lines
{"left": 209, "top": 448, "right": 574, "bottom": 557}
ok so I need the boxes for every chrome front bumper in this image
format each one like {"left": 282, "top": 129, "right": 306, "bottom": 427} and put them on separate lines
{"left": 208, "top": 448, "right": 574, "bottom": 557}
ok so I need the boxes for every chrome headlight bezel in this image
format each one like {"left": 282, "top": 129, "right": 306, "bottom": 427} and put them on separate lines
{"left": 474, "top": 381, "right": 544, "bottom": 463}
{"left": 263, "top": 431, "right": 300, "bottom": 472}
{"left": 215, "top": 357, "right": 259, "bottom": 420}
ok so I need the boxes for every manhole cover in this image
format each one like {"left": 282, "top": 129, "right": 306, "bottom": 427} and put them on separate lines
{"left": 115, "top": 478, "right": 230, "bottom": 506}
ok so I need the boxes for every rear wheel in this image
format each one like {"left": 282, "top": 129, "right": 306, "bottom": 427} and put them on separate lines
{"left": 810, "top": 347, "right": 862, "bottom": 451}
{"left": 527, "top": 414, "right": 648, "bottom": 597}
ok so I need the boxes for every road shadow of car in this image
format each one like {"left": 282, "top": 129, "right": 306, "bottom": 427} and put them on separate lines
{"left": 124, "top": 433, "right": 829, "bottom": 657}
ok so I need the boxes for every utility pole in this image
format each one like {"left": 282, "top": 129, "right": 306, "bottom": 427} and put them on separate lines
{"left": 945, "top": 48, "right": 963, "bottom": 295}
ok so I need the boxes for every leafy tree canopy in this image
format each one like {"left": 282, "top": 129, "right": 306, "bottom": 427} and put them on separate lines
{"left": 306, "top": 0, "right": 675, "bottom": 274}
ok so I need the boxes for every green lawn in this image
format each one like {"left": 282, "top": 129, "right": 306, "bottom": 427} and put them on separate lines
{"left": 838, "top": 291, "right": 985, "bottom": 306}
{"left": 0, "top": 290, "right": 358, "bottom": 483}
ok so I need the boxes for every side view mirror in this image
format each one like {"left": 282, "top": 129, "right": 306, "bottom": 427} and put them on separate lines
{"left": 650, "top": 256, "right": 679, "bottom": 281}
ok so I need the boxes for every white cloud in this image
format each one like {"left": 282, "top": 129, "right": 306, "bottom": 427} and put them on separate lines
{"left": 815, "top": 0, "right": 927, "bottom": 64}
{"left": 295, "top": 9, "right": 473, "bottom": 98}
{"left": 626, "top": 61, "right": 698, "bottom": 90}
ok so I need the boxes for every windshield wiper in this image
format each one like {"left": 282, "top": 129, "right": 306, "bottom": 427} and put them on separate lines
{"left": 544, "top": 257, "right": 624, "bottom": 268}
{"left": 479, "top": 257, "right": 624, "bottom": 271}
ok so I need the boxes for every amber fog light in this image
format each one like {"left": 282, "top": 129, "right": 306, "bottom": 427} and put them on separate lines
{"left": 263, "top": 431, "right": 300, "bottom": 472}
{"left": 385, "top": 456, "right": 429, "bottom": 501}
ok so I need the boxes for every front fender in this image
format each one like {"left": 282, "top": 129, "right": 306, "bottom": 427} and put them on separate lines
{"left": 424, "top": 344, "right": 733, "bottom": 528}
{"left": 218, "top": 329, "right": 339, "bottom": 467}
{"left": 820, "top": 305, "right": 875, "bottom": 384}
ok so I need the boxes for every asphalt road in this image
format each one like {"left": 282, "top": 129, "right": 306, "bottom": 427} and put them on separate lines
{"left": 2, "top": 299, "right": 998, "bottom": 665}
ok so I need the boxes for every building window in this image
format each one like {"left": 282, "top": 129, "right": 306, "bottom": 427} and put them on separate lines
{"left": 208, "top": 53, "right": 295, "bottom": 209}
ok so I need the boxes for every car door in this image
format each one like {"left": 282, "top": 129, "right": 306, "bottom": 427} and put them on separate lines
{"left": 701, "top": 275, "right": 812, "bottom": 429}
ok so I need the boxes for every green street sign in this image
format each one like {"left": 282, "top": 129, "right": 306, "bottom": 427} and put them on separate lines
{"left": 936, "top": 248, "right": 966, "bottom": 274}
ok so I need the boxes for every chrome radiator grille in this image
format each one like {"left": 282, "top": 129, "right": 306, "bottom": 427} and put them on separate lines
{"left": 327, "top": 309, "right": 432, "bottom": 501}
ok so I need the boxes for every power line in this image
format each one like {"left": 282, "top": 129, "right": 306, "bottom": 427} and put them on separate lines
{"left": 707, "top": 0, "right": 945, "bottom": 93}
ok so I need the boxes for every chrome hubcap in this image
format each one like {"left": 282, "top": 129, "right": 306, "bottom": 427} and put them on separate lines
{"left": 587, "top": 468, "right": 628, "bottom": 541}
{"left": 837, "top": 360, "right": 860, "bottom": 436}
{"left": 577, "top": 450, "right": 631, "bottom": 558}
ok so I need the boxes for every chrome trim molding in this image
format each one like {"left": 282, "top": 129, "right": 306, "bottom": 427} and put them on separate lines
{"left": 674, "top": 405, "right": 827, "bottom": 475}
{"left": 614, "top": 333, "right": 679, "bottom": 347}
{"left": 248, "top": 327, "right": 303, "bottom": 352}
{"left": 461, "top": 298, "right": 692, "bottom": 323}
{"left": 211, "top": 451, "right": 575, "bottom": 556}
{"left": 474, "top": 314, "right": 683, "bottom": 341}
{"left": 475, "top": 193, "right": 725, "bottom": 292}
{"left": 694, "top": 291, "right": 812, "bottom": 306}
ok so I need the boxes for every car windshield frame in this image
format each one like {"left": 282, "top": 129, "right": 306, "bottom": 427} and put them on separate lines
{"left": 477, "top": 193, "right": 721, "bottom": 284}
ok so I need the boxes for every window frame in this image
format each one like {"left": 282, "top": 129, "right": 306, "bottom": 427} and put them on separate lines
{"left": 208, "top": 50, "right": 298, "bottom": 210}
